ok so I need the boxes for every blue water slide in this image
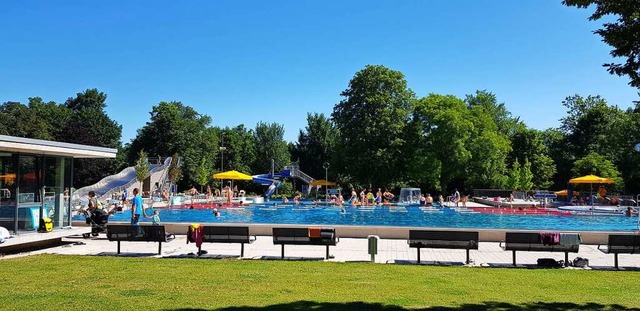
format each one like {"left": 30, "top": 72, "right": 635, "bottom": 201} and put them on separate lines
{"left": 252, "top": 173, "right": 283, "bottom": 199}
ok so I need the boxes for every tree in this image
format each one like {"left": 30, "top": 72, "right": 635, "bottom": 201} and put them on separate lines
{"left": 572, "top": 151, "right": 623, "bottom": 193}
{"left": 332, "top": 65, "right": 415, "bottom": 187}
{"left": 57, "top": 89, "right": 122, "bottom": 187}
{"left": 510, "top": 128, "right": 556, "bottom": 189}
{"left": 542, "top": 128, "right": 574, "bottom": 189}
{"left": 563, "top": 0, "right": 640, "bottom": 88}
{"left": 291, "top": 113, "right": 337, "bottom": 180}
{"left": 0, "top": 101, "right": 51, "bottom": 139}
{"left": 64, "top": 88, "right": 107, "bottom": 111}
{"left": 252, "top": 122, "right": 290, "bottom": 174}
{"left": 134, "top": 150, "right": 150, "bottom": 190}
{"left": 129, "top": 101, "right": 217, "bottom": 189}
{"left": 410, "top": 94, "right": 472, "bottom": 192}
{"left": 465, "top": 90, "right": 520, "bottom": 136}
{"left": 519, "top": 158, "right": 534, "bottom": 191}
{"left": 194, "top": 157, "right": 211, "bottom": 192}
{"left": 465, "top": 103, "right": 512, "bottom": 190}
{"left": 506, "top": 160, "right": 521, "bottom": 190}
{"left": 560, "top": 95, "right": 626, "bottom": 160}
{"left": 168, "top": 153, "right": 183, "bottom": 186}
{"left": 218, "top": 125, "right": 256, "bottom": 174}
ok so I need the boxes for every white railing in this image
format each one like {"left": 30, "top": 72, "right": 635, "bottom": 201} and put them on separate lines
{"left": 286, "top": 166, "right": 315, "bottom": 184}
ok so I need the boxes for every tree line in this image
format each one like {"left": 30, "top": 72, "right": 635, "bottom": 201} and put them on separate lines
{"left": 2, "top": 64, "right": 640, "bottom": 197}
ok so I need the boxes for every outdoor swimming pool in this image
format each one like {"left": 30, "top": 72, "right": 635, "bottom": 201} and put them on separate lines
{"left": 87, "top": 203, "right": 640, "bottom": 232}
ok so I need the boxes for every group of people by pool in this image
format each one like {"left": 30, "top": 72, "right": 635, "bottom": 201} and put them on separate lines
{"left": 344, "top": 188, "right": 395, "bottom": 206}
{"left": 415, "top": 189, "right": 467, "bottom": 207}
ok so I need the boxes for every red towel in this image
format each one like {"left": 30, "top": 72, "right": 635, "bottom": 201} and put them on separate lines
{"left": 309, "top": 228, "right": 321, "bottom": 238}
{"left": 187, "top": 225, "right": 204, "bottom": 248}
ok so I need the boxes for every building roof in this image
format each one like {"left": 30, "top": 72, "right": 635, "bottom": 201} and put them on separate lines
{"left": 0, "top": 135, "right": 117, "bottom": 158}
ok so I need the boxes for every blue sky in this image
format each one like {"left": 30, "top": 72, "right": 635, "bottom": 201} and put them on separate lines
{"left": 0, "top": 1, "right": 637, "bottom": 143}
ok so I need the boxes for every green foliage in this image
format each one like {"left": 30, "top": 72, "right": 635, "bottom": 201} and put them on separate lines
{"left": 168, "top": 153, "right": 182, "bottom": 183}
{"left": 252, "top": 122, "right": 290, "bottom": 173}
{"left": 219, "top": 125, "right": 256, "bottom": 174}
{"left": 465, "top": 102, "right": 512, "bottom": 189}
{"left": 277, "top": 180, "right": 293, "bottom": 197}
{"left": 507, "top": 159, "right": 521, "bottom": 190}
{"left": 542, "top": 128, "right": 574, "bottom": 189}
{"left": 411, "top": 94, "right": 472, "bottom": 192}
{"left": 519, "top": 158, "right": 534, "bottom": 191}
{"left": 561, "top": 95, "right": 626, "bottom": 160}
{"left": 510, "top": 128, "right": 556, "bottom": 189}
{"left": 332, "top": 65, "right": 415, "bottom": 187}
{"left": 128, "top": 101, "right": 217, "bottom": 189}
{"left": 563, "top": 0, "right": 640, "bottom": 88}
{"left": 64, "top": 88, "right": 107, "bottom": 111}
{"left": 572, "top": 152, "right": 623, "bottom": 192}
{"left": 194, "top": 157, "right": 211, "bottom": 190}
{"left": 465, "top": 90, "right": 521, "bottom": 136}
{"left": 291, "top": 113, "right": 337, "bottom": 180}
{"left": 1, "top": 255, "right": 640, "bottom": 310}
{"left": 134, "top": 150, "right": 149, "bottom": 188}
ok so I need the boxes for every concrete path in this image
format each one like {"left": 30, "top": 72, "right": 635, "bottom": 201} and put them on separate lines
{"left": 3, "top": 234, "right": 639, "bottom": 270}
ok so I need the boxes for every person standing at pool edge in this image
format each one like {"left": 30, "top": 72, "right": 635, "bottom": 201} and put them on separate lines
{"left": 453, "top": 189, "right": 460, "bottom": 207}
{"left": 131, "top": 188, "right": 145, "bottom": 225}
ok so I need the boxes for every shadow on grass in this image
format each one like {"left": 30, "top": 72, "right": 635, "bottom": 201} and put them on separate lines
{"left": 168, "top": 300, "right": 640, "bottom": 311}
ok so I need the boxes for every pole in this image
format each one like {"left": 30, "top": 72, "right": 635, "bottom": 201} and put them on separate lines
{"left": 220, "top": 133, "right": 225, "bottom": 195}
{"left": 323, "top": 162, "right": 330, "bottom": 204}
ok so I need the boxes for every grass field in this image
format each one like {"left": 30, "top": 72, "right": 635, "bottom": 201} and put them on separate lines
{"left": 1, "top": 254, "right": 639, "bottom": 310}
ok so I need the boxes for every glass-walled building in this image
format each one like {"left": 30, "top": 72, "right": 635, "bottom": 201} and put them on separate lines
{"left": 0, "top": 135, "right": 117, "bottom": 233}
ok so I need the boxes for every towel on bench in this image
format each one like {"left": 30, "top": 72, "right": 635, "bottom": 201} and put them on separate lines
{"left": 309, "top": 228, "right": 321, "bottom": 238}
{"left": 187, "top": 224, "right": 204, "bottom": 248}
{"left": 559, "top": 233, "right": 580, "bottom": 246}
{"left": 539, "top": 232, "right": 559, "bottom": 246}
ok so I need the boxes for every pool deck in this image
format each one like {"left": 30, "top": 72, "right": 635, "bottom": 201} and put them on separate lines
{"left": 3, "top": 233, "right": 639, "bottom": 270}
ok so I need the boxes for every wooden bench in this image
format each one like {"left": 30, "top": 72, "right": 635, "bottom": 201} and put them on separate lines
{"left": 598, "top": 234, "right": 640, "bottom": 269}
{"left": 500, "top": 232, "right": 580, "bottom": 266}
{"left": 106, "top": 225, "right": 174, "bottom": 255}
{"left": 196, "top": 226, "right": 256, "bottom": 257}
{"left": 272, "top": 227, "right": 338, "bottom": 259}
{"left": 408, "top": 230, "right": 479, "bottom": 264}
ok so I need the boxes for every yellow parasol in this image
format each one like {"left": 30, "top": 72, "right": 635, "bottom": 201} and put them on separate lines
{"left": 568, "top": 174, "right": 614, "bottom": 205}
{"left": 569, "top": 174, "right": 614, "bottom": 184}
{"left": 212, "top": 170, "right": 253, "bottom": 180}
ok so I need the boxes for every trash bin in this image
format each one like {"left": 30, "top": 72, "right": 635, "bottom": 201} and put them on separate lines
{"left": 367, "top": 235, "right": 379, "bottom": 262}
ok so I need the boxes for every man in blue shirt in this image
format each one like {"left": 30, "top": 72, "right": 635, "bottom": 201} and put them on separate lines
{"left": 131, "top": 188, "right": 144, "bottom": 225}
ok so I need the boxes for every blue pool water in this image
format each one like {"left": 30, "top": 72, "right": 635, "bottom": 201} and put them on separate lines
{"left": 82, "top": 203, "right": 640, "bottom": 232}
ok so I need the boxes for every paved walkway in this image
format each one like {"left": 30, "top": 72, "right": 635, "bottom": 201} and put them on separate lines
{"left": 3, "top": 234, "right": 639, "bottom": 270}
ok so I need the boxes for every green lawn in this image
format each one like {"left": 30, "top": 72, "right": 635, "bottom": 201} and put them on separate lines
{"left": 1, "top": 255, "right": 639, "bottom": 311}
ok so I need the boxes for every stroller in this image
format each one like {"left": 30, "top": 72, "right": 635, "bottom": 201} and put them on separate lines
{"left": 81, "top": 208, "right": 110, "bottom": 238}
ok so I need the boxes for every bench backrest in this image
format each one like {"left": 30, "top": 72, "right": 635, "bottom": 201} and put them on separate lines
{"left": 505, "top": 232, "right": 539, "bottom": 244}
{"left": 272, "top": 227, "right": 336, "bottom": 244}
{"left": 273, "top": 228, "right": 309, "bottom": 238}
{"left": 504, "top": 232, "right": 580, "bottom": 252}
{"left": 202, "top": 226, "right": 251, "bottom": 243}
{"left": 607, "top": 235, "right": 640, "bottom": 253}
{"left": 107, "top": 225, "right": 166, "bottom": 242}
{"left": 409, "top": 230, "right": 478, "bottom": 242}
{"left": 408, "top": 230, "right": 479, "bottom": 249}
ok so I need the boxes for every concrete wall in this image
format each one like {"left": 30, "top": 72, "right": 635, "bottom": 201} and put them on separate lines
{"left": 74, "top": 221, "right": 636, "bottom": 245}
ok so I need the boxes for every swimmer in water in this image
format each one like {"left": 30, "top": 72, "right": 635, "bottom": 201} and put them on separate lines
{"left": 213, "top": 208, "right": 220, "bottom": 217}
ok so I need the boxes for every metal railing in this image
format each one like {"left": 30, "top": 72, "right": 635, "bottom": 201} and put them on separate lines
{"left": 285, "top": 165, "right": 315, "bottom": 184}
